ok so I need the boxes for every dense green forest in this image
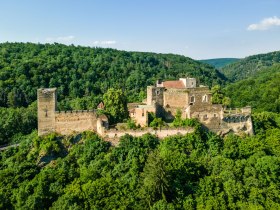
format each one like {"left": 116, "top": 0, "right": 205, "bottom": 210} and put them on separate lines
{"left": 224, "top": 64, "right": 280, "bottom": 113}
{"left": 220, "top": 51, "right": 280, "bottom": 81}
{"left": 0, "top": 42, "right": 227, "bottom": 145}
{"left": 0, "top": 42, "right": 226, "bottom": 109}
{"left": 1, "top": 43, "right": 280, "bottom": 209}
{"left": 1, "top": 114, "right": 280, "bottom": 209}
{"left": 199, "top": 58, "right": 239, "bottom": 70}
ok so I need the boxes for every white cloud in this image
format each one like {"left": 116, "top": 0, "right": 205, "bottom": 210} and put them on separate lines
{"left": 247, "top": 16, "right": 280, "bottom": 31}
{"left": 46, "top": 35, "right": 75, "bottom": 43}
{"left": 92, "top": 40, "right": 117, "bottom": 45}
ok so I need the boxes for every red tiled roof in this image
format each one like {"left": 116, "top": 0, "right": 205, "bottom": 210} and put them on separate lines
{"left": 162, "top": 80, "right": 185, "bottom": 89}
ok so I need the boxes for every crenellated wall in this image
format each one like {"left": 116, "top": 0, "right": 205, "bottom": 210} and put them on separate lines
{"left": 55, "top": 110, "right": 98, "bottom": 135}
{"left": 38, "top": 88, "right": 104, "bottom": 136}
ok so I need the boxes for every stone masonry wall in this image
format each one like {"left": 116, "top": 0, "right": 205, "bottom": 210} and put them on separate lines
{"left": 163, "top": 89, "right": 189, "bottom": 109}
{"left": 38, "top": 88, "right": 57, "bottom": 136}
{"left": 102, "top": 127, "right": 194, "bottom": 145}
{"left": 55, "top": 111, "right": 98, "bottom": 135}
{"left": 147, "top": 86, "right": 164, "bottom": 106}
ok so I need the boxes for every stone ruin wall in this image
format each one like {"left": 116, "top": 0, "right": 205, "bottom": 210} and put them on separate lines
{"left": 163, "top": 89, "right": 188, "bottom": 109}
{"left": 38, "top": 88, "right": 100, "bottom": 136}
{"left": 218, "top": 115, "right": 254, "bottom": 135}
{"left": 55, "top": 110, "right": 98, "bottom": 135}
{"left": 101, "top": 127, "right": 194, "bottom": 146}
{"left": 38, "top": 82, "right": 254, "bottom": 143}
{"left": 147, "top": 86, "right": 164, "bottom": 106}
{"left": 188, "top": 87, "right": 212, "bottom": 107}
{"left": 38, "top": 88, "right": 57, "bottom": 136}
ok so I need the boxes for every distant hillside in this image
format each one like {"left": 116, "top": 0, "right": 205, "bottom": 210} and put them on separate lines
{"left": 225, "top": 64, "right": 280, "bottom": 113}
{"left": 199, "top": 58, "right": 240, "bottom": 69}
{"left": 220, "top": 51, "right": 280, "bottom": 81}
{"left": 0, "top": 42, "right": 227, "bottom": 109}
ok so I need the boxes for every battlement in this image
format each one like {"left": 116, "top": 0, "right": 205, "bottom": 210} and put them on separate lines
{"left": 55, "top": 110, "right": 96, "bottom": 114}
{"left": 38, "top": 88, "right": 105, "bottom": 136}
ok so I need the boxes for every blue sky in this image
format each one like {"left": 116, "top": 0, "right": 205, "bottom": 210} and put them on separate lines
{"left": 1, "top": 0, "right": 280, "bottom": 59}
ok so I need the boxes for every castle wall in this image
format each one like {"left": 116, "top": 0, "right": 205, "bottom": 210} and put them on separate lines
{"left": 179, "top": 78, "right": 196, "bottom": 88}
{"left": 55, "top": 111, "right": 98, "bottom": 135}
{"left": 188, "top": 87, "right": 212, "bottom": 107}
{"left": 219, "top": 115, "right": 254, "bottom": 135}
{"left": 103, "top": 127, "right": 194, "bottom": 145}
{"left": 130, "top": 105, "right": 156, "bottom": 127}
{"left": 163, "top": 89, "right": 189, "bottom": 109}
{"left": 147, "top": 86, "right": 164, "bottom": 106}
{"left": 189, "top": 104, "right": 223, "bottom": 119}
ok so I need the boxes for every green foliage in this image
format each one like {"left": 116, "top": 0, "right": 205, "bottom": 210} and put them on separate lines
{"left": 172, "top": 109, "right": 200, "bottom": 128}
{"left": 1, "top": 42, "right": 280, "bottom": 209}
{"left": 211, "top": 85, "right": 231, "bottom": 107}
{"left": 199, "top": 58, "right": 240, "bottom": 70}
{"left": 127, "top": 118, "right": 138, "bottom": 129}
{"left": 224, "top": 64, "right": 280, "bottom": 112}
{"left": 0, "top": 42, "right": 226, "bottom": 109}
{"left": 0, "top": 102, "right": 37, "bottom": 145}
{"left": 103, "top": 88, "right": 128, "bottom": 124}
{"left": 1, "top": 121, "right": 280, "bottom": 209}
{"left": 252, "top": 112, "right": 280, "bottom": 135}
{"left": 150, "top": 117, "right": 164, "bottom": 129}
{"left": 220, "top": 50, "right": 280, "bottom": 81}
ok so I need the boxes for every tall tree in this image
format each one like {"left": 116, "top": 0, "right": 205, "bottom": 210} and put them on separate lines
{"left": 103, "top": 88, "right": 128, "bottom": 124}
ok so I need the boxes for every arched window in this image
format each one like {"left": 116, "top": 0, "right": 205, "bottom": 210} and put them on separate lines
{"left": 202, "top": 94, "right": 208, "bottom": 102}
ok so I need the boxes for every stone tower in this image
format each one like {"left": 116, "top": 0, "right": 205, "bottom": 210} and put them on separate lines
{"left": 146, "top": 86, "right": 164, "bottom": 106}
{"left": 37, "top": 88, "right": 57, "bottom": 136}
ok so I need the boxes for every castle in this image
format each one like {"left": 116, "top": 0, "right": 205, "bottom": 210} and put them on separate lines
{"left": 38, "top": 78, "right": 253, "bottom": 139}
{"left": 129, "top": 78, "right": 253, "bottom": 135}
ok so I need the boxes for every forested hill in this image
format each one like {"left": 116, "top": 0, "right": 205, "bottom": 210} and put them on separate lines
{"left": 0, "top": 42, "right": 226, "bottom": 109}
{"left": 220, "top": 50, "right": 280, "bottom": 81}
{"left": 224, "top": 64, "right": 280, "bottom": 113}
{"left": 199, "top": 58, "right": 239, "bottom": 69}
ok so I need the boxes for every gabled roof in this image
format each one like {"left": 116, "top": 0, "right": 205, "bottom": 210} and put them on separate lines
{"left": 162, "top": 80, "right": 185, "bottom": 89}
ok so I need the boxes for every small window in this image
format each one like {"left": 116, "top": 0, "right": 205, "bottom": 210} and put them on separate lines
{"left": 214, "top": 114, "right": 217, "bottom": 117}
{"left": 202, "top": 95, "right": 208, "bottom": 102}
{"left": 142, "top": 112, "right": 145, "bottom": 117}
{"left": 155, "top": 90, "right": 160, "bottom": 95}
{"left": 190, "top": 96, "right": 195, "bottom": 103}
